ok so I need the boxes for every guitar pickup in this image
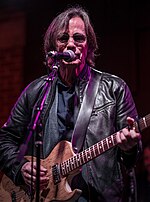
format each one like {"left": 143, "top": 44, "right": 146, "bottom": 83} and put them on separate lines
{"left": 52, "top": 164, "right": 61, "bottom": 185}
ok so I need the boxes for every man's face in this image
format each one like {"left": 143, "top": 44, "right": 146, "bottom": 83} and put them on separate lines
{"left": 56, "top": 16, "right": 88, "bottom": 76}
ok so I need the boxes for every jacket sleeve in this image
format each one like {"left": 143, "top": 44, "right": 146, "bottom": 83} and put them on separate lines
{"left": 115, "top": 79, "right": 142, "bottom": 169}
{"left": 0, "top": 77, "right": 46, "bottom": 185}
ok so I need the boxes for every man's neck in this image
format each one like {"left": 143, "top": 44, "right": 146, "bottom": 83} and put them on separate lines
{"left": 59, "top": 69, "right": 76, "bottom": 87}
{"left": 58, "top": 63, "right": 88, "bottom": 87}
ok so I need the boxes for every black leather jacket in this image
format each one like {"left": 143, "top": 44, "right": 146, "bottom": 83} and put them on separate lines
{"left": 0, "top": 67, "right": 141, "bottom": 201}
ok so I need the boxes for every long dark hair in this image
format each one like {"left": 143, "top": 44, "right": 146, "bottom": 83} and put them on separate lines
{"left": 44, "top": 5, "right": 98, "bottom": 67}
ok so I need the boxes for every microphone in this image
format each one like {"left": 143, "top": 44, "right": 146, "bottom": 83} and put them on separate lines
{"left": 47, "top": 50, "right": 76, "bottom": 62}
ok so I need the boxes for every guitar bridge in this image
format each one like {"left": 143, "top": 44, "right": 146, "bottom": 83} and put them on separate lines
{"left": 52, "top": 164, "right": 61, "bottom": 184}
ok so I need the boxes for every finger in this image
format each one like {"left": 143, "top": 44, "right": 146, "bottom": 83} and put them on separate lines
{"left": 127, "top": 117, "right": 135, "bottom": 130}
{"left": 116, "top": 130, "right": 131, "bottom": 150}
{"left": 129, "top": 129, "right": 141, "bottom": 141}
{"left": 32, "top": 163, "right": 47, "bottom": 174}
{"left": 116, "top": 130, "right": 127, "bottom": 144}
{"left": 122, "top": 128, "right": 137, "bottom": 143}
{"left": 40, "top": 165, "right": 48, "bottom": 173}
{"left": 40, "top": 176, "right": 49, "bottom": 186}
{"left": 116, "top": 131, "right": 122, "bottom": 144}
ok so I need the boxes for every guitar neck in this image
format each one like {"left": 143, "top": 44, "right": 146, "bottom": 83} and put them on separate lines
{"left": 134, "top": 114, "right": 150, "bottom": 132}
{"left": 60, "top": 114, "right": 150, "bottom": 176}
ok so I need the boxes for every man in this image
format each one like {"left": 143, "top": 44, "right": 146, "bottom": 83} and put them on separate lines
{"left": 0, "top": 5, "right": 141, "bottom": 202}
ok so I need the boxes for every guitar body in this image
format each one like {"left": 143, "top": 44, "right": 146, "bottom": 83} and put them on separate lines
{"left": 0, "top": 141, "right": 82, "bottom": 202}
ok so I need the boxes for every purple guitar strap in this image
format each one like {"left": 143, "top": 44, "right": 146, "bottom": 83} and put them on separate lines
{"left": 71, "top": 70, "right": 102, "bottom": 153}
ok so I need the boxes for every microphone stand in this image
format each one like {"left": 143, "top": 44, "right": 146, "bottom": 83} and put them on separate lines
{"left": 17, "top": 60, "right": 59, "bottom": 202}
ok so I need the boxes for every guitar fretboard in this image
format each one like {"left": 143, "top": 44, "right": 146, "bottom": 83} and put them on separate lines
{"left": 60, "top": 114, "right": 150, "bottom": 176}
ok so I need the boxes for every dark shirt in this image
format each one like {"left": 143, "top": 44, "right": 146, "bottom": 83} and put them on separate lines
{"left": 57, "top": 79, "right": 76, "bottom": 141}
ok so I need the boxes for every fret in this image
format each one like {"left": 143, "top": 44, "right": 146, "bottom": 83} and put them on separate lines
{"left": 107, "top": 135, "right": 114, "bottom": 147}
{"left": 139, "top": 119, "right": 145, "bottom": 131}
{"left": 78, "top": 153, "right": 82, "bottom": 166}
{"left": 69, "top": 157, "right": 74, "bottom": 170}
{"left": 85, "top": 148, "right": 91, "bottom": 161}
{"left": 75, "top": 154, "right": 80, "bottom": 167}
{"left": 66, "top": 160, "right": 70, "bottom": 173}
{"left": 136, "top": 114, "right": 150, "bottom": 132}
{"left": 60, "top": 163, "right": 65, "bottom": 175}
{"left": 92, "top": 145, "right": 96, "bottom": 157}
{"left": 72, "top": 157, "right": 76, "bottom": 169}
{"left": 61, "top": 162, "right": 67, "bottom": 176}
{"left": 137, "top": 118, "right": 144, "bottom": 131}
{"left": 143, "top": 117, "right": 147, "bottom": 128}
{"left": 83, "top": 151, "right": 87, "bottom": 163}
{"left": 141, "top": 115, "right": 150, "bottom": 130}
{"left": 74, "top": 155, "right": 80, "bottom": 168}
{"left": 98, "top": 141, "right": 104, "bottom": 154}
{"left": 97, "top": 142, "right": 100, "bottom": 154}
{"left": 101, "top": 140, "right": 105, "bottom": 152}
{"left": 94, "top": 144, "right": 99, "bottom": 156}
{"left": 68, "top": 159, "right": 72, "bottom": 171}
{"left": 112, "top": 134, "right": 117, "bottom": 145}
{"left": 82, "top": 151, "right": 86, "bottom": 164}
{"left": 83, "top": 150, "right": 88, "bottom": 163}
{"left": 103, "top": 139, "right": 108, "bottom": 151}
{"left": 79, "top": 152, "right": 85, "bottom": 165}
{"left": 90, "top": 145, "right": 94, "bottom": 158}
{"left": 105, "top": 138, "right": 109, "bottom": 149}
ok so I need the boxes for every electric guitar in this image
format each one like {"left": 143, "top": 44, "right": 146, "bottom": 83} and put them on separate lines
{"left": 0, "top": 113, "right": 150, "bottom": 202}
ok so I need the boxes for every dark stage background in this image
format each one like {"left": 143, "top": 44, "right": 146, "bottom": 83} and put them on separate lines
{"left": 0, "top": 0, "right": 150, "bottom": 174}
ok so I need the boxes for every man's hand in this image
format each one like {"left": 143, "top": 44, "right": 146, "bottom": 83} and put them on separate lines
{"left": 116, "top": 117, "right": 141, "bottom": 152}
{"left": 21, "top": 161, "right": 49, "bottom": 190}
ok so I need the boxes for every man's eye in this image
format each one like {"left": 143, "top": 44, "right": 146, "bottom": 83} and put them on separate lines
{"left": 73, "top": 35, "right": 86, "bottom": 43}
{"left": 58, "top": 35, "right": 69, "bottom": 43}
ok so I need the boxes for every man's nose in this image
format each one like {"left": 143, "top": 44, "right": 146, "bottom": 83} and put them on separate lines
{"left": 66, "top": 37, "right": 76, "bottom": 49}
{"left": 67, "top": 36, "right": 75, "bottom": 44}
